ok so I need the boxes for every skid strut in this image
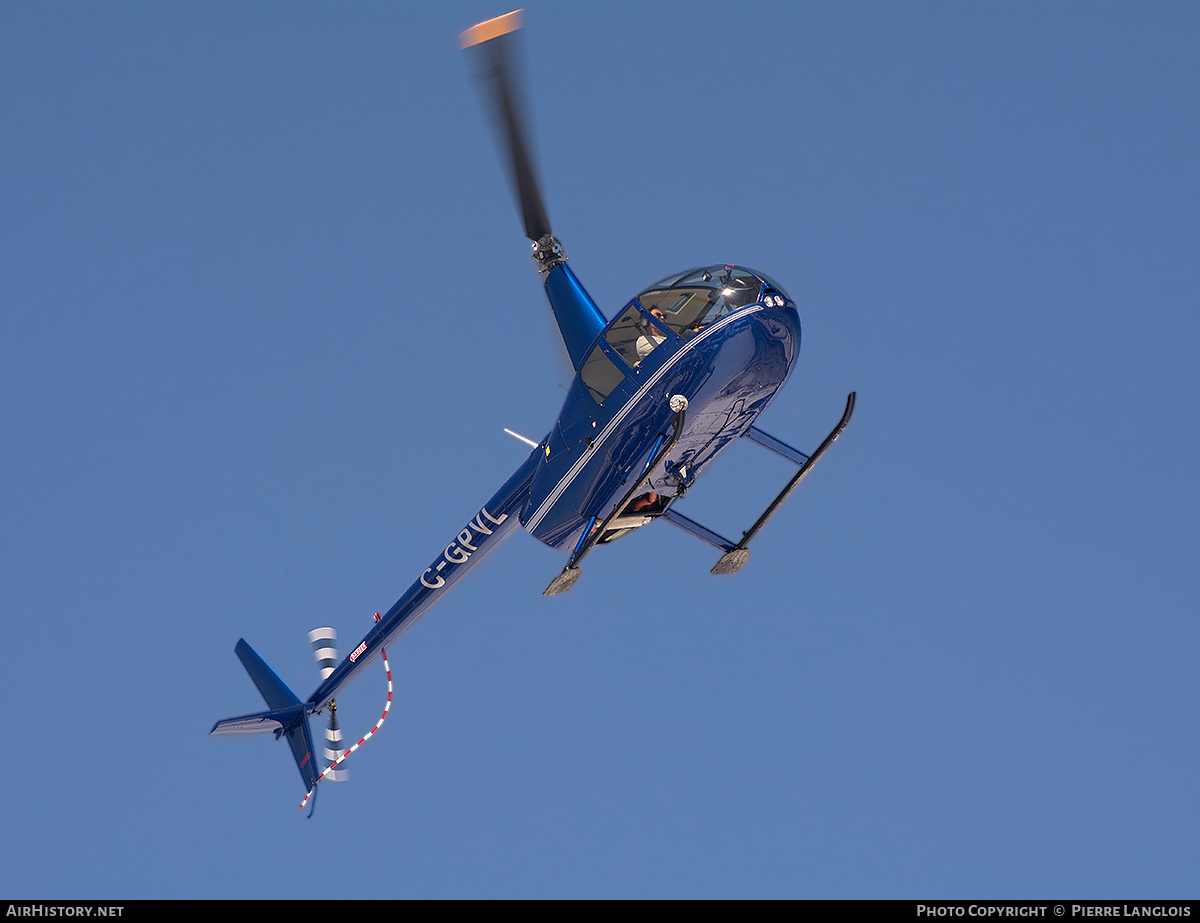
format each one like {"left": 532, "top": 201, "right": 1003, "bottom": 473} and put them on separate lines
{"left": 544, "top": 397, "right": 688, "bottom": 595}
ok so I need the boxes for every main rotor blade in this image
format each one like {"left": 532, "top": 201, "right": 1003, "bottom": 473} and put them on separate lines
{"left": 461, "top": 10, "right": 553, "bottom": 243}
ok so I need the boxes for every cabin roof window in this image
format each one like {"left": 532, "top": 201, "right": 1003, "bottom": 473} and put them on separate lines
{"left": 635, "top": 265, "right": 772, "bottom": 338}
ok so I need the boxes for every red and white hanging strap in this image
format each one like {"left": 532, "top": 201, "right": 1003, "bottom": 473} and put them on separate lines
{"left": 300, "top": 614, "right": 393, "bottom": 811}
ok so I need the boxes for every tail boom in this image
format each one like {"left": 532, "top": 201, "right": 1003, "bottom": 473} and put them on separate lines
{"left": 213, "top": 449, "right": 540, "bottom": 798}
{"left": 306, "top": 448, "right": 539, "bottom": 713}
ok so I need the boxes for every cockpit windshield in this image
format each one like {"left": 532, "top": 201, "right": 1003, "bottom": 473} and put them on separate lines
{"left": 635, "top": 265, "right": 774, "bottom": 339}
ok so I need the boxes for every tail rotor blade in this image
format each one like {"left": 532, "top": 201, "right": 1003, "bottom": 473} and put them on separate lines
{"left": 308, "top": 627, "right": 349, "bottom": 782}
{"left": 308, "top": 627, "right": 338, "bottom": 680}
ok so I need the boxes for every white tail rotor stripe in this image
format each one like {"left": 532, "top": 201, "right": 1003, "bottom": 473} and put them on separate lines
{"left": 300, "top": 615, "right": 393, "bottom": 811}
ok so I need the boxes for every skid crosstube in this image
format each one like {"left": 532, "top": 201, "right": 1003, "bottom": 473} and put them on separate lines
{"left": 663, "top": 393, "right": 855, "bottom": 571}
{"left": 657, "top": 391, "right": 854, "bottom": 576}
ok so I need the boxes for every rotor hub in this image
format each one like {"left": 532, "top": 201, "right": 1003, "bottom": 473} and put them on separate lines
{"left": 532, "top": 235, "right": 567, "bottom": 274}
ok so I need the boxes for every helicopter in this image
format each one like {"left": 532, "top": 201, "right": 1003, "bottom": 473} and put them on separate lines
{"left": 211, "top": 10, "right": 855, "bottom": 807}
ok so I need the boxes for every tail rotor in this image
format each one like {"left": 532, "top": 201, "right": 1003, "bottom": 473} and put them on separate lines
{"left": 308, "top": 627, "right": 348, "bottom": 782}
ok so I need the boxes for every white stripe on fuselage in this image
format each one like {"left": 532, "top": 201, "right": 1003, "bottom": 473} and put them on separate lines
{"left": 525, "top": 306, "right": 763, "bottom": 533}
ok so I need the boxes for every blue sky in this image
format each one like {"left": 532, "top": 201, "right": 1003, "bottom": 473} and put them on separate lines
{"left": 3, "top": 1, "right": 1197, "bottom": 899}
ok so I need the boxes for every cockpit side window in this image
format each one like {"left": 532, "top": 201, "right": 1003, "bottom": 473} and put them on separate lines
{"left": 579, "top": 341, "right": 626, "bottom": 405}
{"left": 603, "top": 303, "right": 672, "bottom": 369}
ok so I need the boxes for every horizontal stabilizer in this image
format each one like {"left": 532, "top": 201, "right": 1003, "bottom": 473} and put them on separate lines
{"left": 210, "top": 706, "right": 306, "bottom": 737}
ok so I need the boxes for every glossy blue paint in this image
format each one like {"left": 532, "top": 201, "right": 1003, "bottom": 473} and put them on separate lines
{"left": 306, "top": 449, "right": 541, "bottom": 711}
{"left": 213, "top": 262, "right": 813, "bottom": 797}
{"left": 210, "top": 640, "right": 320, "bottom": 791}
{"left": 523, "top": 269, "right": 800, "bottom": 549}
{"left": 307, "top": 266, "right": 800, "bottom": 709}
{"left": 209, "top": 11, "right": 845, "bottom": 806}
{"left": 543, "top": 263, "right": 608, "bottom": 370}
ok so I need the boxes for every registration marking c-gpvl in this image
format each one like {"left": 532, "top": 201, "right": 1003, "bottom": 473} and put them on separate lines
{"left": 419, "top": 505, "right": 508, "bottom": 589}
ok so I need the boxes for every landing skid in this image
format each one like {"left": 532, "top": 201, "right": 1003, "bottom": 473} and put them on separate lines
{"left": 665, "top": 392, "right": 856, "bottom": 574}
{"left": 711, "top": 548, "right": 751, "bottom": 575}
{"left": 544, "top": 566, "right": 581, "bottom": 595}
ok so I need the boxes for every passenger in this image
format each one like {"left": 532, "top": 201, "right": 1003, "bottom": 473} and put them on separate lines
{"left": 630, "top": 491, "right": 660, "bottom": 513}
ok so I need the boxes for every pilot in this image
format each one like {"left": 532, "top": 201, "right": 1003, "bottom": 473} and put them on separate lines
{"left": 635, "top": 308, "right": 669, "bottom": 359}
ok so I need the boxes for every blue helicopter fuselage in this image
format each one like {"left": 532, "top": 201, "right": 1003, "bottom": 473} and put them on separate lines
{"left": 211, "top": 13, "right": 853, "bottom": 804}
{"left": 525, "top": 271, "right": 801, "bottom": 549}
{"left": 299, "top": 264, "right": 802, "bottom": 714}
